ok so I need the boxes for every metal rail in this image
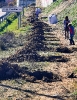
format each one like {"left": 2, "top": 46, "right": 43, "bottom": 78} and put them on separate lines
{"left": 0, "top": 12, "right": 11, "bottom": 23}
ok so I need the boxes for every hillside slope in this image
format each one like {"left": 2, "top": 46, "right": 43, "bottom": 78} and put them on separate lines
{"left": 0, "top": 1, "right": 77, "bottom": 100}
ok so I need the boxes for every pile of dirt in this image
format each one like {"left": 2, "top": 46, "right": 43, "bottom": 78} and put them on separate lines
{"left": 56, "top": 46, "right": 73, "bottom": 53}
{"left": 6, "top": 20, "right": 69, "bottom": 63}
{"left": 0, "top": 60, "right": 20, "bottom": 80}
{"left": 0, "top": 60, "right": 62, "bottom": 82}
{"left": 6, "top": 21, "right": 46, "bottom": 62}
{"left": 25, "top": 70, "right": 61, "bottom": 82}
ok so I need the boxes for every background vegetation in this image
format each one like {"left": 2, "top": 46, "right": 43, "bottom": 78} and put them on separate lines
{"left": 43, "top": 0, "right": 63, "bottom": 14}
{"left": 0, "top": 10, "right": 31, "bottom": 35}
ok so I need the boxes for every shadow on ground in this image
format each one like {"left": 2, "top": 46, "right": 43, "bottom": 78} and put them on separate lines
{"left": 0, "top": 61, "right": 61, "bottom": 82}
{"left": 56, "top": 46, "right": 73, "bottom": 53}
{"left": 7, "top": 20, "right": 69, "bottom": 63}
{"left": 0, "top": 17, "right": 71, "bottom": 81}
{"left": 0, "top": 81, "right": 75, "bottom": 100}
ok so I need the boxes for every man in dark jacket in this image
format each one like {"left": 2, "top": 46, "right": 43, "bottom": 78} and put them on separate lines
{"left": 64, "top": 16, "right": 70, "bottom": 39}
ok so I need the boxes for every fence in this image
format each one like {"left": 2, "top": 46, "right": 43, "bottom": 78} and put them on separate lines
{"left": 0, "top": 12, "right": 11, "bottom": 24}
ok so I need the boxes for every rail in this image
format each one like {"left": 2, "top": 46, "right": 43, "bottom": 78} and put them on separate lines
{"left": 0, "top": 12, "right": 11, "bottom": 23}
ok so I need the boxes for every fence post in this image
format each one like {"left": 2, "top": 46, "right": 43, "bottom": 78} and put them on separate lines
{"left": 17, "top": 12, "right": 21, "bottom": 29}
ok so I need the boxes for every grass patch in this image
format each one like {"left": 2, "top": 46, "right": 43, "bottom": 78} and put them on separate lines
{"left": 73, "top": 68, "right": 77, "bottom": 74}
{"left": 71, "top": 91, "right": 77, "bottom": 98}
{"left": 0, "top": 13, "right": 17, "bottom": 34}
{"left": 0, "top": 17, "right": 31, "bottom": 36}
{"left": 0, "top": 8, "right": 31, "bottom": 36}
{"left": 4, "top": 19, "right": 18, "bottom": 33}
{"left": 43, "top": 0, "right": 63, "bottom": 14}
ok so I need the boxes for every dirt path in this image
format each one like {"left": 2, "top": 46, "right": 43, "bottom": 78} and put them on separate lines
{"left": 33, "top": 21, "right": 77, "bottom": 100}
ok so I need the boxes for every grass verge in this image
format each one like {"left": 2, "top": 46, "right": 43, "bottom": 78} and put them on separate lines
{"left": 43, "top": 0, "right": 63, "bottom": 14}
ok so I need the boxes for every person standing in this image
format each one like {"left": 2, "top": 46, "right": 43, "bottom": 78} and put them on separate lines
{"left": 64, "top": 16, "right": 70, "bottom": 39}
{"left": 68, "top": 23, "right": 75, "bottom": 45}
{"left": 35, "top": 7, "right": 41, "bottom": 20}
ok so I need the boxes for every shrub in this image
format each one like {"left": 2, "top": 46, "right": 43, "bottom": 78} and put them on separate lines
{"left": 0, "top": 31, "right": 15, "bottom": 50}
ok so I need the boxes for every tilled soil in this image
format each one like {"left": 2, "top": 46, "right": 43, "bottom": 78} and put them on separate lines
{"left": 0, "top": 5, "right": 77, "bottom": 100}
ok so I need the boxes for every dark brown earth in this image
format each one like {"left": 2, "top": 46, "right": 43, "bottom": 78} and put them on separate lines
{"left": 0, "top": 2, "right": 77, "bottom": 100}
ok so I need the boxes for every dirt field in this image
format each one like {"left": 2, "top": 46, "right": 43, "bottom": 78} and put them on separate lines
{"left": 0, "top": 2, "right": 77, "bottom": 100}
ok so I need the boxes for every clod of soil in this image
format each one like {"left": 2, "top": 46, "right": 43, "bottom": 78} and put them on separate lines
{"left": 24, "top": 71, "right": 62, "bottom": 82}
{"left": 0, "top": 61, "right": 20, "bottom": 80}
{"left": 0, "top": 60, "right": 62, "bottom": 83}
{"left": 56, "top": 46, "right": 73, "bottom": 53}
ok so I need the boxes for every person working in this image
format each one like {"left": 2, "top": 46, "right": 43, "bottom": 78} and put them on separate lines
{"left": 64, "top": 16, "right": 70, "bottom": 39}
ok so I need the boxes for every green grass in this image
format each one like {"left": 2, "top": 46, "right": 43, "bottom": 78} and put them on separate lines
{"left": 73, "top": 68, "right": 77, "bottom": 74}
{"left": 4, "top": 19, "right": 18, "bottom": 32}
{"left": 0, "top": 18, "right": 18, "bottom": 35}
{"left": 0, "top": 17, "right": 31, "bottom": 36}
{"left": 43, "top": 0, "right": 63, "bottom": 14}
{"left": 4, "top": 19, "right": 31, "bottom": 35}
{"left": 71, "top": 91, "right": 77, "bottom": 100}
{"left": 0, "top": 13, "right": 17, "bottom": 34}
{"left": 0, "top": 8, "right": 31, "bottom": 36}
